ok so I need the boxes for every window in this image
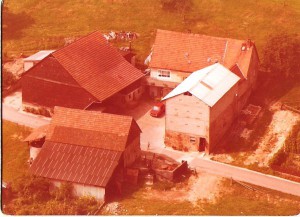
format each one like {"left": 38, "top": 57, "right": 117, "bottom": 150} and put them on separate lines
{"left": 190, "top": 137, "right": 196, "bottom": 143}
{"left": 184, "top": 91, "right": 192, "bottom": 96}
{"left": 158, "top": 70, "right": 170, "bottom": 77}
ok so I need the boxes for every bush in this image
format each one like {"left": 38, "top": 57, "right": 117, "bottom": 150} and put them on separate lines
{"left": 13, "top": 174, "right": 51, "bottom": 202}
{"left": 53, "top": 182, "right": 74, "bottom": 201}
{"left": 75, "top": 196, "right": 100, "bottom": 215}
{"left": 262, "top": 33, "right": 300, "bottom": 79}
{"left": 269, "top": 149, "right": 288, "bottom": 167}
{"left": 2, "top": 68, "right": 17, "bottom": 88}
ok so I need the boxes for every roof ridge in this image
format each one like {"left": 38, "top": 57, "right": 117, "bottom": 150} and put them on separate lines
{"left": 53, "top": 106, "right": 133, "bottom": 120}
{"left": 156, "top": 29, "right": 246, "bottom": 42}
{"left": 52, "top": 31, "right": 106, "bottom": 55}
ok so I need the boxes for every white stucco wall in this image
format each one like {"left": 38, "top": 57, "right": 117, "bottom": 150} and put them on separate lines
{"left": 24, "top": 61, "right": 35, "bottom": 72}
{"left": 30, "top": 146, "right": 42, "bottom": 160}
{"left": 150, "top": 68, "right": 190, "bottom": 83}
{"left": 52, "top": 181, "right": 105, "bottom": 201}
{"left": 166, "top": 94, "right": 210, "bottom": 138}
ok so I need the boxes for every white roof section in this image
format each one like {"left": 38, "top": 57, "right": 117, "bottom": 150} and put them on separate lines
{"left": 24, "top": 50, "right": 55, "bottom": 61}
{"left": 162, "top": 63, "right": 240, "bottom": 107}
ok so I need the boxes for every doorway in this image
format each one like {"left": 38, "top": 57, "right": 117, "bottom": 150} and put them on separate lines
{"left": 198, "top": 138, "right": 206, "bottom": 152}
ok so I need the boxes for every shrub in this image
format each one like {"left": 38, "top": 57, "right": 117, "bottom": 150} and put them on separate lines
{"left": 75, "top": 196, "right": 100, "bottom": 215}
{"left": 269, "top": 149, "right": 287, "bottom": 167}
{"left": 262, "top": 33, "right": 300, "bottom": 79}
{"left": 53, "top": 182, "right": 74, "bottom": 201}
{"left": 2, "top": 68, "right": 17, "bottom": 88}
{"left": 12, "top": 174, "right": 51, "bottom": 202}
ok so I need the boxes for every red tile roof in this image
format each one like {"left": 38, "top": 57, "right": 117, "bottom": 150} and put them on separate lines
{"left": 52, "top": 31, "right": 145, "bottom": 102}
{"left": 30, "top": 107, "right": 142, "bottom": 187}
{"left": 30, "top": 141, "right": 122, "bottom": 187}
{"left": 149, "top": 29, "right": 256, "bottom": 78}
{"left": 46, "top": 107, "right": 139, "bottom": 151}
{"left": 24, "top": 125, "right": 50, "bottom": 142}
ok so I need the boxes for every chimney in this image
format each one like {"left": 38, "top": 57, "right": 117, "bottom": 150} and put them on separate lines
{"left": 247, "top": 39, "right": 253, "bottom": 48}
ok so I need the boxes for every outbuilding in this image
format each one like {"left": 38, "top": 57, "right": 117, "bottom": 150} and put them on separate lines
{"left": 29, "top": 106, "right": 142, "bottom": 201}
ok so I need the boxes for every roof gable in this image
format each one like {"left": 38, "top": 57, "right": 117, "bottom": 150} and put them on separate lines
{"left": 162, "top": 63, "right": 240, "bottom": 106}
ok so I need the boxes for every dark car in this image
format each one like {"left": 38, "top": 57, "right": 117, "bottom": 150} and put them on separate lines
{"left": 150, "top": 102, "right": 165, "bottom": 117}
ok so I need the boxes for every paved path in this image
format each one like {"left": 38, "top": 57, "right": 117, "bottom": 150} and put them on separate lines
{"left": 190, "top": 156, "right": 300, "bottom": 197}
{"left": 2, "top": 104, "right": 50, "bottom": 128}
{"left": 144, "top": 146, "right": 300, "bottom": 197}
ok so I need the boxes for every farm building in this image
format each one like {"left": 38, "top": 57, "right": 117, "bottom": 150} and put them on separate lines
{"left": 23, "top": 50, "right": 55, "bottom": 72}
{"left": 21, "top": 31, "right": 145, "bottom": 114}
{"left": 145, "top": 29, "right": 259, "bottom": 111}
{"left": 162, "top": 63, "right": 240, "bottom": 154}
{"left": 28, "top": 106, "right": 142, "bottom": 201}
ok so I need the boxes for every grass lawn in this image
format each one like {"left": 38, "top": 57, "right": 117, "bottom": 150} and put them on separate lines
{"left": 2, "top": 120, "right": 31, "bottom": 183}
{"left": 3, "top": 0, "right": 300, "bottom": 65}
{"left": 101, "top": 179, "right": 300, "bottom": 215}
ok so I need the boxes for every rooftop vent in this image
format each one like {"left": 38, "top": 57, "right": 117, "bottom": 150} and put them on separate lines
{"left": 207, "top": 57, "right": 211, "bottom": 62}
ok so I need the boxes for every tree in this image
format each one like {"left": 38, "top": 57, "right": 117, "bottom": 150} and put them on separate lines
{"left": 160, "top": 0, "right": 192, "bottom": 19}
{"left": 262, "top": 33, "right": 300, "bottom": 78}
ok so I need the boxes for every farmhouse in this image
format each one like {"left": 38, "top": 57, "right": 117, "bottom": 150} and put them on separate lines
{"left": 28, "top": 106, "right": 141, "bottom": 201}
{"left": 162, "top": 63, "right": 240, "bottom": 154}
{"left": 21, "top": 31, "right": 145, "bottom": 114}
{"left": 145, "top": 29, "right": 259, "bottom": 111}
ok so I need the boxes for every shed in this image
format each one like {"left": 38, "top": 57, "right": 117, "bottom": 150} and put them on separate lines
{"left": 29, "top": 106, "right": 142, "bottom": 201}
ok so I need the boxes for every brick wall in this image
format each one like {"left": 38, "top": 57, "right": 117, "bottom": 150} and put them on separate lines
{"left": 165, "top": 130, "right": 201, "bottom": 152}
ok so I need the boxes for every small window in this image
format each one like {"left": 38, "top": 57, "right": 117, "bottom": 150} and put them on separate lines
{"left": 158, "top": 70, "right": 170, "bottom": 77}
{"left": 184, "top": 92, "right": 192, "bottom": 96}
{"left": 190, "top": 137, "right": 196, "bottom": 143}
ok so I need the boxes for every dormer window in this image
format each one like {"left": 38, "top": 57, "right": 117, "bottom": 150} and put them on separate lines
{"left": 158, "top": 70, "right": 170, "bottom": 77}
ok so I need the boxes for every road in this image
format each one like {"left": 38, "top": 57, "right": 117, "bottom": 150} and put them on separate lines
{"left": 190, "top": 156, "right": 300, "bottom": 197}
{"left": 2, "top": 104, "right": 50, "bottom": 128}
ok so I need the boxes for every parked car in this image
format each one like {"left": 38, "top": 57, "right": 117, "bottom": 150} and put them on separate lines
{"left": 150, "top": 102, "right": 165, "bottom": 117}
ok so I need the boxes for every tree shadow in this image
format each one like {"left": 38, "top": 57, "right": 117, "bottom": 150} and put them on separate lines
{"left": 2, "top": 6, "right": 35, "bottom": 40}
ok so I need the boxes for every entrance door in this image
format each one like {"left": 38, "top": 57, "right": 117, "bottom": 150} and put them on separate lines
{"left": 198, "top": 138, "right": 206, "bottom": 152}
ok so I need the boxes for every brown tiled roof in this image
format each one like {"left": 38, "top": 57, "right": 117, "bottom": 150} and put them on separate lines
{"left": 46, "top": 107, "right": 140, "bottom": 151}
{"left": 52, "top": 31, "right": 145, "bottom": 102}
{"left": 24, "top": 125, "right": 50, "bottom": 142}
{"left": 149, "top": 29, "right": 256, "bottom": 78}
{"left": 30, "top": 141, "right": 122, "bottom": 187}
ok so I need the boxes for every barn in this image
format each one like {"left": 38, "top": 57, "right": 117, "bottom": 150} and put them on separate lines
{"left": 29, "top": 106, "right": 141, "bottom": 201}
{"left": 162, "top": 63, "right": 240, "bottom": 154}
{"left": 21, "top": 31, "right": 145, "bottom": 114}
